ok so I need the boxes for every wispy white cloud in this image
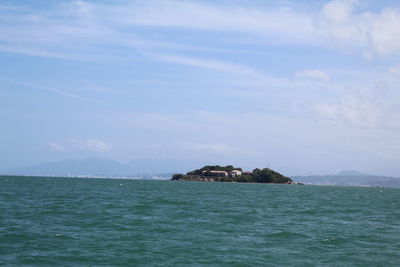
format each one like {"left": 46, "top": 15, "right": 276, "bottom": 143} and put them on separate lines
{"left": 120, "top": 0, "right": 400, "bottom": 57}
{"left": 322, "top": 0, "right": 361, "bottom": 23}
{"left": 368, "top": 8, "right": 400, "bottom": 55}
{"left": 42, "top": 138, "right": 113, "bottom": 152}
{"left": 314, "top": 94, "right": 400, "bottom": 128}
{"left": 152, "top": 53, "right": 292, "bottom": 91}
{"left": 69, "top": 138, "right": 113, "bottom": 152}
{"left": 318, "top": 0, "right": 400, "bottom": 56}
{"left": 180, "top": 142, "right": 242, "bottom": 155}
{"left": 43, "top": 142, "right": 64, "bottom": 151}
{"left": 0, "top": 44, "right": 93, "bottom": 61}
{"left": 5, "top": 79, "right": 101, "bottom": 103}
{"left": 118, "top": 1, "right": 317, "bottom": 43}
{"left": 2, "top": 0, "right": 400, "bottom": 61}
{"left": 389, "top": 65, "right": 400, "bottom": 76}
{"left": 156, "top": 54, "right": 261, "bottom": 76}
{"left": 295, "top": 69, "right": 330, "bottom": 80}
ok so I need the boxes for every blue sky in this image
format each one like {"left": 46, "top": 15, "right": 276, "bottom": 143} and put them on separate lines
{"left": 1, "top": 0, "right": 400, "bottom": 175}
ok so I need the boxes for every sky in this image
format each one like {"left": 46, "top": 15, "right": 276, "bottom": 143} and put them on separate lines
{"left": 1, "top": 0, "right": 400, "bottom": 176}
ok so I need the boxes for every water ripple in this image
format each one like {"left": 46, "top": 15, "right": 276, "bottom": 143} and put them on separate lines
{"left": 1, "top": 177, "right": 400, "bottom": 266}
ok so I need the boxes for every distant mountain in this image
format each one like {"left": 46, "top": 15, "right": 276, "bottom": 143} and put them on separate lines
{"left": 336, "top": 170, "right": 366, "bottom": 176}
{"left": 294, "top": 171, "right": 400, "bottom": 188}
{"left": 2, "top": 157, "right": 200, "bottom": 177}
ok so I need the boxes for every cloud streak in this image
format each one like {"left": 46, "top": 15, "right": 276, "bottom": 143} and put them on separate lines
{"left": 295, "top": 69, "right": 330, "bottom": 81}
{"left": 5, "top": 79, "right": 101, "bottom": 103}
{"left": 1, "top": 0, "right": 400, "bottom": 61}
{"left": 180, "top": 142, "right": 243, "bottom": 155}
{"left": 314, "top": 94, "right": 400, "bottom": 128}
{"left": 43, "top": 138, "right": 113, "bottom": 152}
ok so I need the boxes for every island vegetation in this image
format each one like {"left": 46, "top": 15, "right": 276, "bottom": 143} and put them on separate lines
{"left": 171, "top": 165, "right": 298, "bottom": 184}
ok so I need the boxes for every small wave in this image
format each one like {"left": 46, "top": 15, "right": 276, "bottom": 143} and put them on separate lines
{"left": 266, "top": 231, "right": 310, "bottom": 239}
{"left": 320, "top": 237, "right": 347, "bottom": 245}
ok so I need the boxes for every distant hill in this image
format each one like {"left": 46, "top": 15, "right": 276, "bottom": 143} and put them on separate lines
{"left": 336, "top": 170, "right": 366, "bottom": 176}
{"left": 294, "top": 171, "right": 400, "bottom": 188}
{"left": 2, "top": 157, "right": 200, "bottom": 178}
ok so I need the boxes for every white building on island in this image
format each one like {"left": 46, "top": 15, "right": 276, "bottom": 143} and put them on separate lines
{"left": 229, "top": 170, "right": 242, "bottom": 177}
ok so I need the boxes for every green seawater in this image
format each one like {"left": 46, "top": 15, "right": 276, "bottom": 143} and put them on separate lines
{"left": 1, "top": 176, "right": 399, "bottom": 266}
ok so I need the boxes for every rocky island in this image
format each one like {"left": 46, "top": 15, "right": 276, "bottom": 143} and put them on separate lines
{"left": 172, "top": 165, "right": 299, "bottom": 184}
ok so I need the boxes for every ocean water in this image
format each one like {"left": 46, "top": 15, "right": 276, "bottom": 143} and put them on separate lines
{"left": 1, "top": 176, "right": 399, "bottom": 266}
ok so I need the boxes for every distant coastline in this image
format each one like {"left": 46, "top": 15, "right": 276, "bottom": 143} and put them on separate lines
{"left": 0, "top": 174, "right": 170, "bottom": 180}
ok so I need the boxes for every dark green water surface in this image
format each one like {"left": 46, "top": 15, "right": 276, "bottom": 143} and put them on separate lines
{"left": 1, "top": 176, "right": 399, "bottom": 266}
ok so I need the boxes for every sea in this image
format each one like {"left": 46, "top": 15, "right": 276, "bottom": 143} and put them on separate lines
{"left": 1, "top": 176, "right": 399, "bottom": 266}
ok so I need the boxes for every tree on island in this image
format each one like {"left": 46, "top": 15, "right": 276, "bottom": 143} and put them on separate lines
{"left": 252, "top": 168, "right": 290, "bottom": 183}
{"left": 172, "top": 174, "right": 184, "bottom": 180}
{"left": 186, "top": 165, "right": 242, "bottom": 176}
